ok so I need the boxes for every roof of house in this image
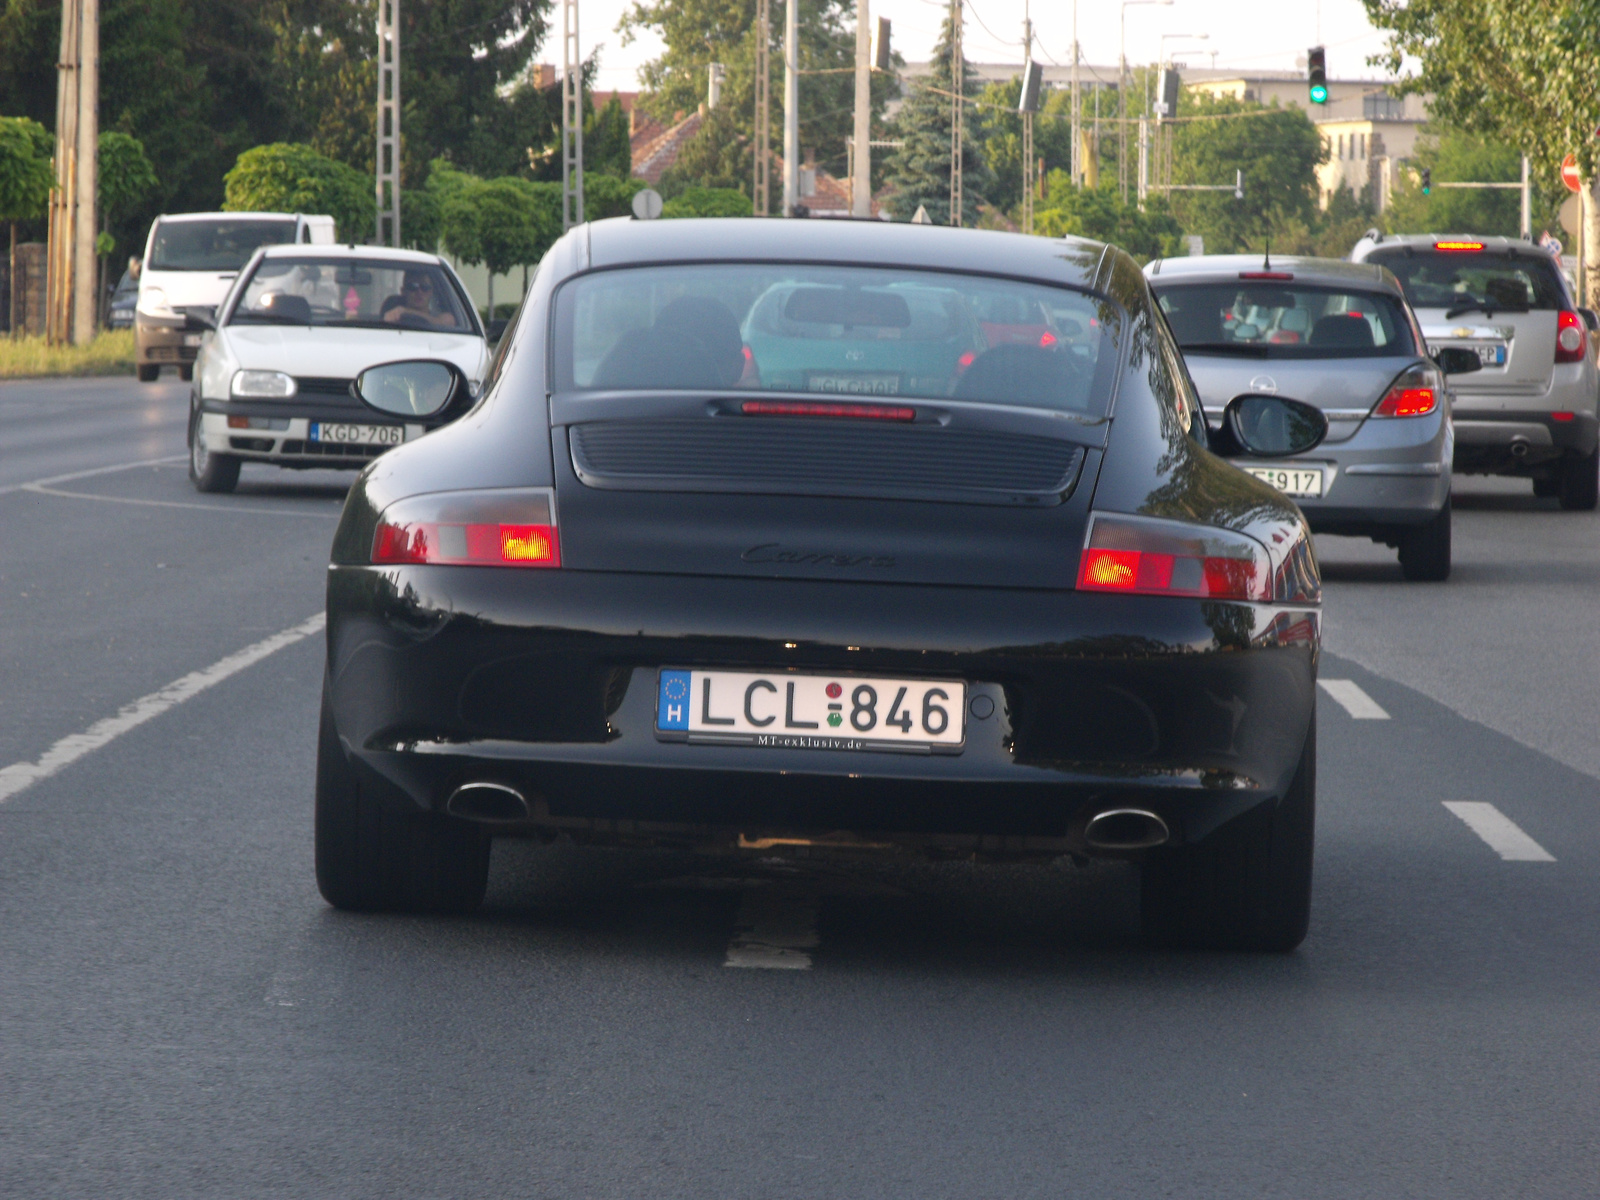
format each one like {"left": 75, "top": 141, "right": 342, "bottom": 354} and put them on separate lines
{"left": 631, "top": 111, "right": 705, "bottom": 184}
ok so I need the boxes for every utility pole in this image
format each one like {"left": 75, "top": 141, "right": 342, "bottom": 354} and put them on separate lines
{"left": 1020, "top": 6, "right": 1035, "bottom": 234}
{"left": 561, "top": 0, "right": 583, "bottom": 230}
{"left": 753, "top": 0, "right": 770, "bottom": 215}
{"left": 949, "top": 0, "right": 963, "bottom": 227}
{"left": 783, "top": 0, "right": 799, "bottom": 216}
{"left": 1520, "top": 154, "right": 1531, "bottom": 241}
{"left": 47, "top": 0, "right": 97, "bottom": 345}
{"left": 851, "top": 0, "right": 871, "bottom": 217}
{"left": 375, "top": 0, "right": 400, "bottom": 247}
{"left": 1070, "top": 0, "right": 1080, "bottom": 187}
{"left": 1137, "top": 116, "right": 1149, "bottom": 206}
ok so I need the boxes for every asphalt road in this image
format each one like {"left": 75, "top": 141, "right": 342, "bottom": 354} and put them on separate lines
{"left": 3, "top": 374, "right": 1598, "bottom": 1198}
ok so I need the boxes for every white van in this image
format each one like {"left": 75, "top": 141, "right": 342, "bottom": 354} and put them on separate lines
{"left": 135, "top": 212, "right": 336, "bottom": 381}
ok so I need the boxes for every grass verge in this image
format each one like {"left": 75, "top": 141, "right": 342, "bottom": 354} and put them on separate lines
{"left": 0, "top": 331, "right": 136, "bottom": 379}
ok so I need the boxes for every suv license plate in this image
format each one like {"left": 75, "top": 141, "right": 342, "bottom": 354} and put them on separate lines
{"left": 1244, "top": 466, "right": 1324, "bottom": 497}
{"left": 1478, "top": 343, "right": 1507, "bottom": 366}
{"left": 656, "top": 669, "right": 965, "bottom": 753}
{"left": 309, "top": 422, "right": 404, "bottom": 446}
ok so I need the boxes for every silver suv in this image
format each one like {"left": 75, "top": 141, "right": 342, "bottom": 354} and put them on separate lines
{"left": 1350, "top": 233, "right": 1600, "bottom": 509}
{"left": 1146, "top": 254, "right": 1480, "bottom": 581}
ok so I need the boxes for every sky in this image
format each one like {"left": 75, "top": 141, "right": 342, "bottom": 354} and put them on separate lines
{"left": 576, "top": 0, "right": 1398, "bottom": 96}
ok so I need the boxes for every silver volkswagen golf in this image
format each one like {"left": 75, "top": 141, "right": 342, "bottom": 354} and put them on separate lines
{"left": 1145, "top": 254, "right": 1480, "bottom": 581}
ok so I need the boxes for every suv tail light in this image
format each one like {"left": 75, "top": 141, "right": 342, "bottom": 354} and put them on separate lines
{"left": 1077, "top": 513, "right": 1272, "bottom": 602}
{"left": 1373, "top": 362, "right": 1444, "bottom": 418}
{"left": 1556, "top": 310, "right": 1587, "bottom": 364}
{"left": 371, "top": 488, "right": 560, "bottom": 567}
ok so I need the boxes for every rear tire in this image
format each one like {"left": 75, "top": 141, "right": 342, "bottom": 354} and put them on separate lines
{"left": 188, "top": 416, "right": 240, "bottom": 494}
{"left": 1141, "top": 722, "right": 1314, "bottom": 952}
{"left": 1533, "top": 475, "right": 1559, "bottom": 499}
{"left": 136, "top": 364, "right": 159, "bottom": 382}
{"left": 1397, "top": 496, "right": 1451, "bottom": 582}
{"left": 315, "top": 693, "right": 490, "bottom": 914}
{"left": 1559, "top": 445, "right": 1600, "bottom": 511}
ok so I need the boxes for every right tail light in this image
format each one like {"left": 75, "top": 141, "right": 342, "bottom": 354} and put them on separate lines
{"left": 1556, "top": 310, "right": 1587, "bottom": 364}
{"left": 1372, "top": 362, "right": 1444, "bottom": 418}
{"left": 1077, "top": 513, "right": 1272, "bottom": 602}
{"left": 371, "top": 488, "right": 560, "bottom": 567}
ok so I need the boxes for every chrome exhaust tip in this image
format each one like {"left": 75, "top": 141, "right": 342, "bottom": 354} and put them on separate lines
{"left": 1510, "top": 439, "right": 1531, "bottom": 458}
{"left": 1084, "top": 808, "right": 1170, "bottom": 851}
{"left": 446, "top": 781, "right": 529, "bottom": 822}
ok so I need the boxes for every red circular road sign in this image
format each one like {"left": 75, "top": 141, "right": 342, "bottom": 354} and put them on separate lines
{"left": 1562, "top": 154, "right": 1582, "bottom": 193}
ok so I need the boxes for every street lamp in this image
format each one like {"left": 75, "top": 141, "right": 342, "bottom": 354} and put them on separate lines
{"left": 1120, "top": 0, "right": 1172, "bottom": 202}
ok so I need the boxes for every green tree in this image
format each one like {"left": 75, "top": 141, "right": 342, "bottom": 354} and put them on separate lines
{"left": 1167, "top": 92, "right": 1326, "bottom": 253}
{"left": 223, "top": 143, "right": 373, "bottom": 241}
{"left": 97, "top": 131, "right": 158, "bottom": 312}
{"left": 586, "top": 94, "right": 633, "bottom": 179}
{"left": 1364, "top": 0, "right": 1600, "bottom": 183}
{"left": 584, "top": 173, "right": 650, "bottom": 220}
{"left": 973, "top": 79, "right": 1076, "bottom": 217}
{"left": 0, "top": 115, "right": 53, "bottom": 332}
{"left": 439, "top": 172, "right": 562, "bottom": 312}
{"left": 657, "top": 108, "right": 750, "bottom": 198}
{"left": 1381, "top": 126, "right": 1560, "bottom": 239}
{"left": 883, "top": 13, "right": 993, "bottom": 224}
{"left": 1033, "top": 173, "right": 1180, "bottom": 262}
{"left": 662, "top": 186, "right": 752, "bottom": 218}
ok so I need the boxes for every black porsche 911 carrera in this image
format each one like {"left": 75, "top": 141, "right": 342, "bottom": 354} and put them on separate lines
{"left": 316, "top": 217, "right": 1328, "bottom": 951}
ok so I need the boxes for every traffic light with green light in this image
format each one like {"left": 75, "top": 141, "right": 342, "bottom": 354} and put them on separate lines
{"left": 1308, "top": 46, "right": 1327, "bottom": 105}
{"left": 1421, "top": 168, "right": 1431, "bottom": 196}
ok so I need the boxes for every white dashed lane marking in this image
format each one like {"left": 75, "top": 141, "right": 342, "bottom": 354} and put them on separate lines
{"left": 1319, "top": 678, "right": 1391, "bottom": 720}
{"left": 725, "top": 887, "right": 820, "bottom": 969}
{"left": 0, "top": 613, "right": 325, "bottom": 805}
{"left": 1443, "top": 801, "right": 1556, "bottom": 862}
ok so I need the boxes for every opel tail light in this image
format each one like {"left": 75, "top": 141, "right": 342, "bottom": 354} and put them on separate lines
{"left": 1373, "top": 362, "right": 1443, "bottom": 418}
{"left": 372, "top": 488, "right": 560, "bottom": 567}
{"left": 1077, "top": 513, "right": 1272, "bottom": 602}
{"left": 1556, "top": 311, "right": 1587, "bottom": 364}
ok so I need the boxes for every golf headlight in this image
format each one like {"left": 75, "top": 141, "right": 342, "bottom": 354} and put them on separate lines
{"left": 230, "top": 370, "right": 297, "bottom": 399}
{"left": 136, "top": 287, "right": 176, "bottom": 319}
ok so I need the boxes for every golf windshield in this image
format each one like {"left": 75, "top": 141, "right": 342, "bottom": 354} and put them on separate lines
{"left": 148, "top": 218, "right": 298, "bottom": 271}
{"left": 1154, "top": 283, "right": 1416, "bottom": 358}
{"left": 553, "top": 264, "right": 1122, "bottom": 415}
{"left": 229, "top": 257, "right": 471, "bottom": 331}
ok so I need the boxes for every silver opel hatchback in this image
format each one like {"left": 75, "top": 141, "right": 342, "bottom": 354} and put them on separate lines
{"left": 1145, "top": 254, "right": 1480, "bottom": 581}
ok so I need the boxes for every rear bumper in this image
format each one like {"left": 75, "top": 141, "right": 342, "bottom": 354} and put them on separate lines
{"left": 1453, "top": 409, "right": 1600, "bottom": 472}
{"left": 325, "top": 566, "right": 1320, "bottom": 856}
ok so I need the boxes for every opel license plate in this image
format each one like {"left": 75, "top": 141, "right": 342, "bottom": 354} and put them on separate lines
{"left": 656, "top": 669, "right": 965, "bottom": 753}
{"left": 806, "top": 372, "right": 901, "bottom": 395}
{"left": 309, "top": 422, "right": 404, "bottom": 446}
{"left": 1244, "top": 466, "right": 1324, "bottom": 497}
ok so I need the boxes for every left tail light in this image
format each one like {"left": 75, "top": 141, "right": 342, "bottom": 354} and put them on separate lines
{"left": 1556, "top": 311, "right": 1587, "bottom": 364}
{"left": 1372, "top": 362, "right": 1444, "bottom": 418}
{"left": 371, "top": 488, "right": 560, "bottom": 567}
{"left": 1077, "top": 512, "right": 1272, "bottom": 602}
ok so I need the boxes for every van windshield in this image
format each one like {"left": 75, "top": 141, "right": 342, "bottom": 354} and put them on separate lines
{"left": 148, "top": 219, "right": 297, "bottom": 271}
{"left": 553, "top": 263, "right": 1122, "bottom": 415}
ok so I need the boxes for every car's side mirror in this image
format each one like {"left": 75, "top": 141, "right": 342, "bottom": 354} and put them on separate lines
{"left": 1433, "top": 347, "right": 1483, "bottom": 375}
{"left": 353, "top": 360, "right": 463, "bottom": 419}
{"left": 185, "top": 307, "right": 217, "bottom": 332}
{"left": 1581, "top": 308, "right": 1600, "bottom": 332}
{"left": 485, "top": 317, "right": 509, "bottom": 343}
{"left": 1211, "top": 394, "right": 1328, "bottom": 458}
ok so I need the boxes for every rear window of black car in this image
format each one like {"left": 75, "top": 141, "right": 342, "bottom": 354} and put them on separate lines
{"left": 553, "top": 264, "right": 1122, "bottom": 416}
{"left": 1152, "top": 283, "right": 1415, "bottom": 359}
{"left": 1366, "top": 248, "right": 1567, "bottom": 312}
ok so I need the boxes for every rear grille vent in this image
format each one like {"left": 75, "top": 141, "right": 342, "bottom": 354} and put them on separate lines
{"left": 294, "top": 376, "right": 355, "bottom": 397}
{"left": 570, "top": 418, "right": 1086, "bottom": 504}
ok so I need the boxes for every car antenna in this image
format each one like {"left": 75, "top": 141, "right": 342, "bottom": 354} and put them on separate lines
{"left": 1263, "top": 236, "right": 1271, "bottom": 272}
